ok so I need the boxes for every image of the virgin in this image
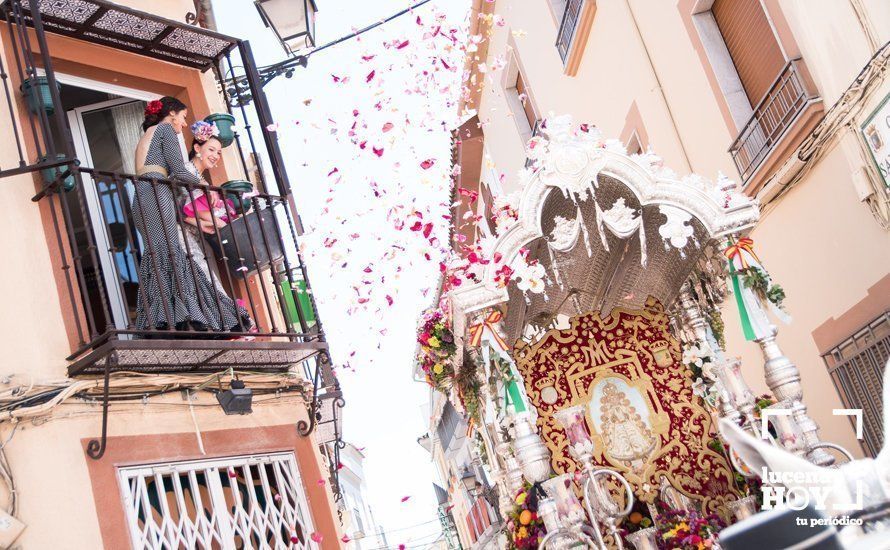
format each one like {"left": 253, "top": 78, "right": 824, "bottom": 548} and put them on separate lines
{"left": 588, "top": 378, "right": 657, "bottom": 462}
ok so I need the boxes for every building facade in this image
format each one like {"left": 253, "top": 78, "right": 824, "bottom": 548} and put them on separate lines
{"left": 0, "top": 0, "right": 343, "bottom": 547}
{"left": 419, "top": 389, "right": 502, "bottom": 549}
{"left": 336, "top": 442, "right": 387, "bottom": 549}
{"left": 460, "top": 0, "right": 890, "bottom": 459}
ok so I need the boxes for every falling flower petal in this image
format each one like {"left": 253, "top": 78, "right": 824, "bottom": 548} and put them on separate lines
{"left": 310, "top": 532, "right": 323, "bottom": 543}
{"left": 420, "top": 159, "right": 435, "bottom": 170}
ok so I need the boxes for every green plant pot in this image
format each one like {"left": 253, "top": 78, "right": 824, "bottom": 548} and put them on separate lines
{"left": 220, "top": 179, "right": 254, "bottom": 213}
{"left": 39, "top": 154, "right": 79, "bottom": 192}
{"left": 20, "top": 76, "right": 60, "bottom": 115}
{"left": 204, "top": 113, "right": 236, "bottom": 147}
{"left": 281, "top": 277, "right": 316, "bottom": 330}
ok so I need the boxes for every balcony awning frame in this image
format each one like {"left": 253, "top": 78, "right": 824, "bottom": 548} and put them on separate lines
{"left": 0, "top": 0, "right": 238, "bottom": 70}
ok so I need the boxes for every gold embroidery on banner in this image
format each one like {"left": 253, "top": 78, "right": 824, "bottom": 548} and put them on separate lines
{"left": 514, "top": 297, "right": 736, "bottom": 513}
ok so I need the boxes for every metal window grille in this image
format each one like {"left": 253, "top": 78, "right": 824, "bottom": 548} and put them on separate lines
{"left": 556, "top": 0, "right": 584, "bottom": 63}
{"left": 823, "top": 312, "right": 890, "bottom": 457}
{"left": 118, "top": 452, "right": 316, "bottom": 550}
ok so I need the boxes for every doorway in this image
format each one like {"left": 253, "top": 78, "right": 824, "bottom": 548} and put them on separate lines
{"left": 39, "top": 74, "right": 153, "bottom": 334}
{"left": 68, "top": 96, "right": 147, "bottom": 331}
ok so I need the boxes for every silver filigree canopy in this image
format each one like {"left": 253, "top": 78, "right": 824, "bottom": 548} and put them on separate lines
{"left": 451, "top": 115, "right": 760, "bottom": 345}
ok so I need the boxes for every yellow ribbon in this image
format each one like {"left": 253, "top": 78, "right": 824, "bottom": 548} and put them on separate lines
{"left": 468, "top": 310, "right": 508, "bottom": 351}
{"left": 724, "top": 237, "right": 760, "bottom": 269}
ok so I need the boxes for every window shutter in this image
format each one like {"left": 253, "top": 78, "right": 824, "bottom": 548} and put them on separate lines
{"left": 712, "top": 0, "right": 785, "bottom": 106}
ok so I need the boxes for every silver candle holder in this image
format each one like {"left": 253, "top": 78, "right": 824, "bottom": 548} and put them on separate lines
{"left": 554, "top": 404, "right": 635, "bottom": 549}
{"left": 539, "top": 475, "right": 600, "bottom": 549}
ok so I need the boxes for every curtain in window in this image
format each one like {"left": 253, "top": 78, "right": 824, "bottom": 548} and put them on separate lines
{"left": 109, "top": 101, "right": 145, "bottom": 175}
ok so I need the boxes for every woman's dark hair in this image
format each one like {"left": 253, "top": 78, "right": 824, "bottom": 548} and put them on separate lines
{"left": 142, "top": 96, "right": 187, "bottom": 131}
{"left": 188, "top": 136, "right": 223, "bottom": 160}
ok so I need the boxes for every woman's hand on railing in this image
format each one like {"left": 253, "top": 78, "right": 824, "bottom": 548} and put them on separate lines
{"left": 184, "top": 216, "right": 225, "bottom": 235}
{"left": 198, "top": 219, "right": 225, "bottom": 234}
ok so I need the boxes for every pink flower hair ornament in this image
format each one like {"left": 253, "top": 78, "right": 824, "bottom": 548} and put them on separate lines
{"left": 190, "top": 120, "right": 220, "bottom": 143}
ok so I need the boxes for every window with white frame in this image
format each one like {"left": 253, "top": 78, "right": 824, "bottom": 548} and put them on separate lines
{"left": 118, "top": 452, "right": 316, "bottom": 550}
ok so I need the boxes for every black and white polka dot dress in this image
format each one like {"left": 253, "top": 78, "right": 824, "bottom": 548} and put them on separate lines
{"left": 132, "top": 122, "right": 249, "bottom": 333}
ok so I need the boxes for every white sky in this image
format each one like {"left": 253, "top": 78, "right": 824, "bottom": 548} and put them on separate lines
{"left": 214, "top": 0, "right": 471, "bottom": 546}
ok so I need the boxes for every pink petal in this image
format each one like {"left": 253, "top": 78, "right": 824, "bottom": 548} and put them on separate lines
{"left": 401, "top": 496, "right": 411, "bottom": 502}
{"left": 310, "top": 532, "right": 323, "bottom": 543}
{"left": 341, "top": 535, "right": 351, "bottom": 543}
{"left": 420, "top": 159, "right": 435, "bottom": 170}
{"left": 366, "top": 70, "right": 376, "bottom": 83}
{"left": 382, "top": 122, "right": 394, "bottom": 133}
{"left": 396, "top": 40, "right": 410, "bottom": 49}
{"left": 372, "top": 146, "right": 384, "bottom": 157}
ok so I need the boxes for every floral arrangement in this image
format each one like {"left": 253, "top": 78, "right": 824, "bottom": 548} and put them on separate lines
{"left": 514, "top": 259, "right": 546, "bottom": 294}
{"left": 752, "top": 393, "right": 776, "bottom": 419}
{"left": 505, "top": 483, "right": 546, "bottom": 549}
{"left": 741, "top": 266, "right": 786, "bottom": 310}
{"left": 491, "top": 193, "right": 519, "bottom": 233}
{"left": 685, "top": 342, "right": 720, "bottom": 407}
{"left": 455, "top": 350, "right": 483, "bottom": 425}
{"left": 620, "top": 500, "right": 654, "bottom": 535}
{"left": 416, "top": 306, "right": 456, "bottom": 390}
{"left": 682, "top": 342, "right": 713, "bottom": 381}
{"left": 190, "top": 120, "right": 220, "bottom": 143}
{"left": 655, "top": 508, "right": 725, "bottom": 549}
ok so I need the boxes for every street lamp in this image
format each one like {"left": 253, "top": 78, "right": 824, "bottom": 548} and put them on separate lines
{"left": 459, "top": 467, "right": 478, "bottom": 495}
{"left": 254, "top": 0, "right": 318, "bottom": 55}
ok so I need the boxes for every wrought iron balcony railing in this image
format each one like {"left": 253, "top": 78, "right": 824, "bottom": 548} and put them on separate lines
{"left": 728, "top": 58, "right": 818, "bottom": 182}
{"left": 0, "top": 0, "right": 330, "bottom": 377}
{"left": 39, "top": 166, "right": 325, "bottom": 375}
{"left": 0, "top": 0, "right": 343, "bottom": 468}
{"left": 556, "top": 0, "right": 584, "bottom": 63}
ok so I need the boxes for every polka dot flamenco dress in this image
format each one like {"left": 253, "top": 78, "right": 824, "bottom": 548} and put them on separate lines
{"left": 133, "top": 122, "right": 250, "bottom": 334}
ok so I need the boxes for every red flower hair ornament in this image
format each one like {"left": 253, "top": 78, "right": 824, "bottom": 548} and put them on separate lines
{"left": 144, "top": 100, "right": 163, "bottom": 117}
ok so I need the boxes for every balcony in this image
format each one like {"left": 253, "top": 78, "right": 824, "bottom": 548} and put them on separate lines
{"left": 0, "top": 0, "right": 329, "bottom": 378}
{"left": 728, "top": 58, "right": 823, "bottom": 186}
